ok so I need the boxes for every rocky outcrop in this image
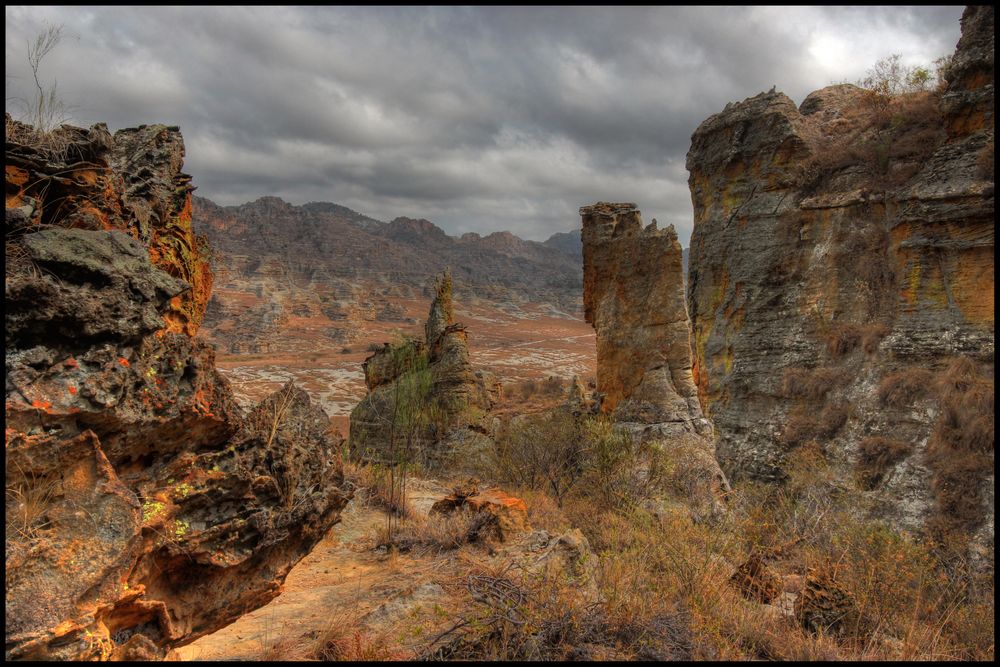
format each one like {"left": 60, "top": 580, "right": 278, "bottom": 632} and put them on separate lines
{"left": 6, "top": 116, "right": 212, "bottom": 336}
{"left": 580, "top": 202, "right": 729, "bottom": 514}
{"left": 686, "top": 6, "right": 993, "bottom": 545}
{"left": 5, "top": 121, "right": 349, "bottom": 660}
{"left": 350, "top": 271, "right": 498, "bottom": 465}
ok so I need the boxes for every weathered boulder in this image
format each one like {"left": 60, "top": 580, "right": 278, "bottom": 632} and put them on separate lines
{"left": 686, "top": 6, "right": 993, "bottom": 546}
{"left": 5, "top": 117, "right": 213, "bottom": 336}
{"left": 5, "top": 121, "right": 350, "bottom": 660}
{"left": 350, "top": 270, "right": 496, "bottom": 465}
{"left": 580, "top": 202, "right": 729, "bottom": 514}
{"left": 431, "top": 483, "right": 529, "bottom": 542}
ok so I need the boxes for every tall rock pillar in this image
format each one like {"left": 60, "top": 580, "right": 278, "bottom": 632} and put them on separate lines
{"left": 581, "top": 202, "right": 728, "bottom": 514}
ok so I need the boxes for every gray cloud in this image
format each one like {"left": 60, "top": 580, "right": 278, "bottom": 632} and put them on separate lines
{"left": 5, "top": 5, "right": 964, "bottom": 244}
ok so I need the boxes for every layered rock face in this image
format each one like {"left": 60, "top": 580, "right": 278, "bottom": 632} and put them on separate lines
{"left": 581, "top": 202, "right": 728, "bottom": 515}
{"left": 5, "top": 121, "right": 349, "bottom": 660}
{"left": 686, "top": 6, "right": 993, "bottom": 543}
{"left": 350, "top": 271, "right": 499, "bottom": 464}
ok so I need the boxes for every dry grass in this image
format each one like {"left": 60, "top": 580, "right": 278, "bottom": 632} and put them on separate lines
{"left": 826, "top": 321, "right": 891, "bottom": 357}
{"left": 5, "top": 462, "right": 59, "bottom": 542}
{"left": 405, "top": 428, "right": 994, "bottom": 662}
{"left": 255, "top": 634, "right": 312, "bottom": 661}
{"left": 780, "top": 367, "right": 846, "bottom": 400}
{"left": 878, "top": 368, "right": 935, "bottom": 407}
{"left": 781, "top": 403, "right": 849, "bottom": 448}
{"left": 5, "top": 114, "right": 76, "bottom": 163}
{"left": 856, "top": 436, "right": 913, "bottom": 488}
{"left": 374, "top": 510, "right": 487, "bottom": 554}
{"left": 926, "top": 358, "right": 994, "bottom": 535}
{"left": 313, "top": 612, "right": 409, "bottom": 661}
{"left": 799, "top": 88, "right": 945, "bottom": 193}
{"left": 253, "top": 612, "right": 408, "bottom": 661}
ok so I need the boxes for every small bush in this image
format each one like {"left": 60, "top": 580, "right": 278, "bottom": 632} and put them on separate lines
{"left": 313, "top": 614, "right": 408, "bottom": 661}
{"left": 541, "top": 376, "right": 564, "bottom": 396}
{"left": 877, "top": 368, "right": 935, "bottom": 407}
{"left": 826, "top": 323, "right": 862, "bottom": 357}
{"left": 856, "top": 436, "right": 912, "bottom": 488}
{"left": 256, "top": 634, "right": 311, "bottom": 661}
{"left": 492, "top": 411, "right": 584, "bottom": 506}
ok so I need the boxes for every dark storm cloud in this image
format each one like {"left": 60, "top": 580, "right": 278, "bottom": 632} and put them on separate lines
{"left": 5, "top": 5, "right": 964, "bottom": 243}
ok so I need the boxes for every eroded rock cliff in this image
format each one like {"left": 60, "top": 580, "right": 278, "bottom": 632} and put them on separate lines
{"left": 5, "top": 120, "right": 350, "bottom": 660}
{"left": 581, "top": 202, "right": 729, "bottom": 517}
{"left": 686, "top": 6, "right": 993, "bottom": 547}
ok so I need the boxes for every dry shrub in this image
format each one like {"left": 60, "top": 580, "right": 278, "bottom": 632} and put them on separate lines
{"left": 781, "top": 411, "right": 816, "bottom": 449}
{"left": 540, "top": 376, "right": 564, "bottom": 396}
{"left": 5, "top": 114, "right": 76, "bottom": 163}
{"left": 855, "top": 436, "right": 912, "bottom": 488}
{"left": 781, "top": 403, "right": 849, "bottom": 448}
{"left": 860, "top": 323, "right": 890, "bottom": 354}
{"left": 491, "top": 411, "right": 584, "bottom": 506}
{"left": 453, "top": 452, "right": 994, "bottom": 660}
{"left": 878, "top": 368, "right": 935, "bottom": 407}
{"left": 799, "top": 87, "right": 945, "bottom": 193}
{"left": 925, "top": 358, "right": 994, "bottom": 534}
{"left": 517, "top": 379, "right": 539, "bottom": 399}
{"left": 826, "top": 322, "right": 862, "bottom": 357}
{"left": 780, "top": 367, "right": 846, "bottom": 400}
{"left": 516, "top": 487, "right": 571, "bottom": 533}
{"left": 836, "top": 223, "right": 898, "bottom": 319}
{"left": 256, "top": 634, "right": 312, "bottom": 661}
{"left": 828, "top": 322, "right": 892, "bottom": 357}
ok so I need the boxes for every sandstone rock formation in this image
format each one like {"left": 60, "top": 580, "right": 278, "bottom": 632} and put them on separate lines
{"left": 349, "top": 271, "right": 499, "bottom": 465}
{"left": 686, "top": 6, "right": 993, "bottom": 546}
{"left": 581, "top": 202, "right": 729, "bottom": 515}
{"left": 5, "top": 120, "right": 349, "bottom": 660}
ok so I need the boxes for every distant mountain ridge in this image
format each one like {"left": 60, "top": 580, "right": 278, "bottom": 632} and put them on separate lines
{"left": 192, "top": 195, "right": 585, "bottom": 354}
{"left": 194, "top": 195, "right": 582, "bottom": 294}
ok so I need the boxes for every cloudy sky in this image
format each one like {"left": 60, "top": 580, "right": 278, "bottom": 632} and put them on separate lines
{"left": 6, "top": 6, "right": 963, "bottom": 244}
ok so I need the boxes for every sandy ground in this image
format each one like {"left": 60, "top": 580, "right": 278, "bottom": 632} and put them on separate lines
{"left": 173, "top": 479, "right": 455, "bottom": 661}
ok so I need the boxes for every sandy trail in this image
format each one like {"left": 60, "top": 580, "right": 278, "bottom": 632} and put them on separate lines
{"left": 173, "top": 479, "right": 452, "bottom": 661}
